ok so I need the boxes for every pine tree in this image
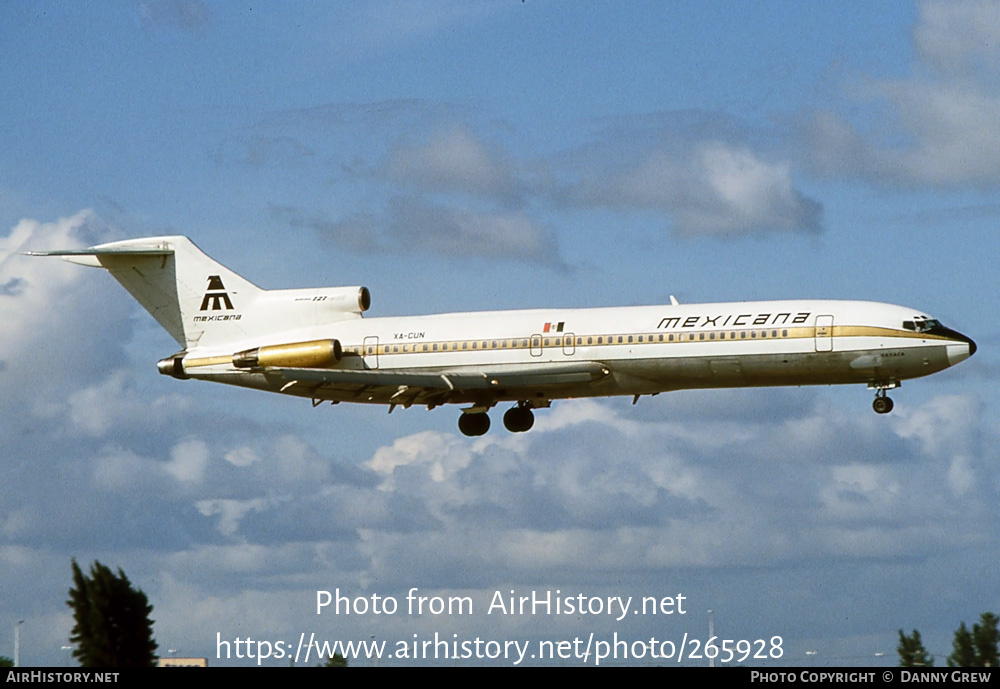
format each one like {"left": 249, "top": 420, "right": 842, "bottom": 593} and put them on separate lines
{"left": 898, "top": 629, "right": 934, "bottom": 667}
{"left": 949, "top": 622, "right": 977, "bottom": 667}
{"left": 323, "top": 652, "right": 348, "bottom": 667}
{"left": 949, "top": 613, "right": 999, "bottom": 667}
{"left": 973, "top": 613, "right": 1000, "bottom": 667}
{"left": 67, "top": 559, "right": 158, "bottom": 667}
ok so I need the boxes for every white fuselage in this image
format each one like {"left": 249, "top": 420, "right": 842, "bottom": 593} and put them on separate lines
{"left": 34, "top": 235, "right": 974, "bottom": 431}
{"left": 184, "top": 299, "right": 973, "bottom": 407}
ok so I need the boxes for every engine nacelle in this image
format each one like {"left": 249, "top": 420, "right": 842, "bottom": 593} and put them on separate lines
{"left": 157, "top": 353, "right": 189, "bottom": 379}
{"left": 251, "top": 286, "right": 371, "bottom": 329}
{"left": 305, "top": 286, "right": 370, "bottom": 315}
{"left": 232, "top": 339, "right": 342, "bottom": 369}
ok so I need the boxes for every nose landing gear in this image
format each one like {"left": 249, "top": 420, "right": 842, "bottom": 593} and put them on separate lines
{"left": 872, "top": 392, "right": 894, "bottom": 414}
{"left": 870, "top": 382, "right": 898, "bottom": 415}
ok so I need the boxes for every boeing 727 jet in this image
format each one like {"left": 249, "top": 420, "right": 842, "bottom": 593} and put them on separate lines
{"left": 31, "top": 236, "right": 976, "bottom": 436}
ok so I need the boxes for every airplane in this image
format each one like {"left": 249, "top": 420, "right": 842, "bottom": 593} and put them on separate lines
{"left": 30, "top": 236, "right": 976, "bottom": 436}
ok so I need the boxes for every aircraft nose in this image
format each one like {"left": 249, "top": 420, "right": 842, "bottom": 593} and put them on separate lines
{"left": 952, "top": 329, "right": 976, "bottom": 357}
{"left": 941, "top": 328, "right": 976, "bottom": 365}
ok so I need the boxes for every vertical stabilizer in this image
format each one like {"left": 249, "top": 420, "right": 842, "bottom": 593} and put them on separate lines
{"left": 31, "top": 236, "right": 262, "bottom": 349}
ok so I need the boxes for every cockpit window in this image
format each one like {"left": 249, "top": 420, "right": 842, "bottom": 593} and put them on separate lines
{"left": 903, "top": 317, "right": 941, "bottom": 333}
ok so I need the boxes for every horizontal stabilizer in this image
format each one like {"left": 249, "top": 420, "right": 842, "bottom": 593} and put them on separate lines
{"left": 26, "top": 243, "right": 173, "bottom": 267}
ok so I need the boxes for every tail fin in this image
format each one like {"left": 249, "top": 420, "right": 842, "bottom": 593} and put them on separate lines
{"left": 30, "top": 236, "right": 262, "bottom": 349}
{"left": 31, "top": 236, "right": 372, "bottom": 352}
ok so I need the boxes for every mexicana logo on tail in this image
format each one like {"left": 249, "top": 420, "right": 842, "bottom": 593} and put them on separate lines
{"left": 200, "top": 275, "right": 234, "bottom": 311}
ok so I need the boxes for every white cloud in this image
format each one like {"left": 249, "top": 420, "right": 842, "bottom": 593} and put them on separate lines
{"left": 289, "top": 197, "right": 563, "bottom": 265}
{"left": 577, "top": 141, "right": 822, "bottom": 236}
{"left": 368, "top": 430, "right": 470, "bottom": 481}
{"left": 165, "top": 439, "right": 210, "bottom": 483}
{"left": 810, "top": 0, "right": 1000, "bottom": 187}
{"left": 683, "top": 144, "right": 820, "bottom": 236}
{"left": 92, "top": 448, "right": 158, "bottom": 492}
{"left": 893, "top": 394, "right": 976, "bottom": 457}
{"left": 62, "top": 370, "right": 191, "bottom": 437}
{"left": 0, "top": 211, "right": 132, "bottom": 405}
{"left": 947, "top": 454, "right": 976, "bottom": 496}
{"left": 386, "top": 126, "right": 521, "bottom": 199}
{"left": 914, "top": 0, "right": 1000, "bottom": 74}
{"left": 224, "top": 446, "right": 260, "bottom": 467}
{"left": 819, "top": 465, "right": 902, "bottom": 521}
{"left": 196, "top": 498, "right": 271, "bottom": 536}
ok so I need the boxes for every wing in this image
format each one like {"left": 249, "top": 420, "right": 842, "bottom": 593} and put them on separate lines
{"left": 264, "top": 361, "right": 612, "bottom": 409}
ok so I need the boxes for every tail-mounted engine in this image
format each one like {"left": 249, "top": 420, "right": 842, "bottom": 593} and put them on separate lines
{"left": 157, "top": 353, "right": 189, "bottom": 379}
{"left": 232, "top": 339, "right": 342, "bottom": 369}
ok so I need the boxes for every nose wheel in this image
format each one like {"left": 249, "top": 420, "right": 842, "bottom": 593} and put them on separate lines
{"left": 872, "top": 390, "right": 894, "bottom": 414}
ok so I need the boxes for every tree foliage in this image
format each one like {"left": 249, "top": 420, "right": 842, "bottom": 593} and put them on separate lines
{"left": 948, "top": 612, "right": 1000, "bottom": 667}
{"left": 898, "top": 629, "right": 934, "bottom": 667}
{"left": 973, "top": 613, "right": 1000, "bottom": 668}
{"left": 0, "top": 656, "right": 12, "bottom": 668}
{"left": 66, "top": 559, "right": 158, "bottom": 667}
{"left": 322, "top": 651, "right": 348, "bottom": 667}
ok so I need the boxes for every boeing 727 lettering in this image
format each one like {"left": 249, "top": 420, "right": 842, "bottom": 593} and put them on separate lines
{"left": 31, "top": 236, "right": 976, "bottom": 436}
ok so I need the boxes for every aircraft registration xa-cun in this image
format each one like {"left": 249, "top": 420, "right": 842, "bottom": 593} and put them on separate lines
{"left": 32, "top": 236, "right": 976, "bottom": 436}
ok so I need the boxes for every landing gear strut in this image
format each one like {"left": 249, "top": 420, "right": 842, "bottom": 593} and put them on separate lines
{"left": 503, "top": 403, "right": 535, "bottom": 433}
{"left": 872, "top": 388, "right": 894, "bottom": 415}
{"left": 458, "top": 412, "right": 490, "bottom": 437}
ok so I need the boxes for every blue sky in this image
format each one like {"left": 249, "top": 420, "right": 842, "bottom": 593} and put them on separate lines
{"left": 1, "top": 0, "right": 997, "bottom": 666}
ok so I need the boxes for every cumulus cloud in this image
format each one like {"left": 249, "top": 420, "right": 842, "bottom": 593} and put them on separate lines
{"left": 0, "top": 211, "right": 131, "bottom": 400}
{"left": 561, "top": 130, "right": 823, "bottom": 236}
{"left": 276, "top": 198, "right": 563, "bottom": 266}
{"left": 348, "top": 392, "right": 993, "bottom": 574}
{"left": 62, "top": 370, "right": 191, "bottom": 437}
{"left": 654, "top": 143, "right": 821, "bottom": 236}
{"left": 914, "top": 0, "right": 1000, "bottom": 74}
{"left": 196, "top": 498, "right": 271, "bottom": 536}
{"left": 166, "top": 439, "right": 210, "bottom": 483}
{"left": 810, "top": 0, "right": 1000, "bottom": 187}
{"left": 384, "top": 126, "right": 523, "bottom": 200}
{"left": 368, "top": 430, "right": 472, "bottom": 484}
{"left": 2, "top": 217, "right": 992, "bottom": 664}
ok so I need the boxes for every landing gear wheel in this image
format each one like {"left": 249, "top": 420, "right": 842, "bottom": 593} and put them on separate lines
{"left": 873, "top": 395, "right": 894, "bottom": 414}
{"left": 503, "top": 405, "right": 535, "bottom": 433}
{"left": 458, "top": 412, "right": 490, "bottom": 436}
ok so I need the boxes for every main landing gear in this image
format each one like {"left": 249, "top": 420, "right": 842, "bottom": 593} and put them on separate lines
{"left": 457, "top": 402, "right": 536, "bottom": 436}
{"left": 503, "top": 403, "right": 535, "bottom": 433}
{"left": 457, "top": 411, "right": 490, "bottom": 437}
{"left": 871, "top": 382, "right": 898, "bottom": 415}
